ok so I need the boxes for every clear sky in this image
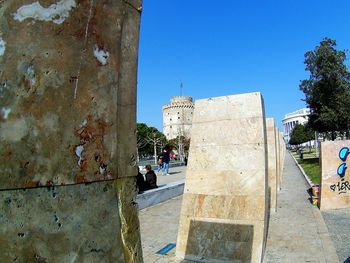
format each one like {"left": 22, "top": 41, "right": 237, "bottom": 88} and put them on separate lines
{"left": 137, "top": 0, "right": 350, "bottom": 131}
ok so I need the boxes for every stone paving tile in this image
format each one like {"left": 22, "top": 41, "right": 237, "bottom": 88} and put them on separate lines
{"left": 322, "top": 208, "right": 350, "bottom": 263}
{"left": 264, "top": 152, "right": 339, "bottom": 263}
{"left": 139, "top": 196, "right": 182, "bottom": 263}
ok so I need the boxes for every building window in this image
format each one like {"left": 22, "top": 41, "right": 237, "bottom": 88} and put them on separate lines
{"left": 178, "top": 117, "right": 180, "bottom": 119}
{"left": 170, "top": 126, "right": 172, "bottom": 128}
{"left": 178, "top": 112, "right": 180, "bottom": 114}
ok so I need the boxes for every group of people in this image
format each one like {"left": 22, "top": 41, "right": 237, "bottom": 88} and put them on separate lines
{"left": 136, "top": 147, "right": 174, "bottom": 194}
{"left": 137, "top": 165, "right": 158, "bottom": 193}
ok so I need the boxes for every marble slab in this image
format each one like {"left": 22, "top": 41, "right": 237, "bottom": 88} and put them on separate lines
{"left": 176, "top": 93, "right": 268, "bottom": 263}
{"left": 0, "top": 181, "right": 125, "bottom": 262}
{"left": 266, "top": 118, "right": 277, "bottom": 212}
{"left": 0, "top": 0, "right": 141, "bottom": 189}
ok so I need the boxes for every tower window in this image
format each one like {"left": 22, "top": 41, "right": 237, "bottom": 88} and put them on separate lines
{"left": 178, "top": 117, "right": 180, "bottom": 119}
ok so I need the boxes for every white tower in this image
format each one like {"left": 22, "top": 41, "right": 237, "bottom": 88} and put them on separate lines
{"left": 162, "top": 96, "right": 194, "bottom": 140}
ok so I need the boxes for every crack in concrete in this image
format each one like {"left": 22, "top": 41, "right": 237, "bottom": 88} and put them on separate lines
{"left": 122, "top": 0, "right": 142, "bottom": 13}
{"left": 74, "top": 0, "right": 94, "bottom": 99}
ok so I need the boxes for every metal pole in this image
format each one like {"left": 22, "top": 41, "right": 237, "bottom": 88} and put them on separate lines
{"left": 153, "top": 134, "right": 157, "bottom": 165}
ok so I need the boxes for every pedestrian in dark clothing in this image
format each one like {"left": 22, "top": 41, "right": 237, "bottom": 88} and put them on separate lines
{"left": 136, "top": 167, "right": 146, "bottom": 193}
{"left": 160, "top": 148, "right": 171, "bottom": 175}
{"left": 145, "top": 165, "right": 158, "bottom": 189}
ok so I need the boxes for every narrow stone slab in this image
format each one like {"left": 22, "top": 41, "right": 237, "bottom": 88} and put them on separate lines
{"left": 0, "top": 0, "right": 141, "bottom": 189}
{"left": 320, "top": 140, "right": 350, "bottom": 210}
{"left": 266, "top": 118, "right": 278, "bottom": 212}
{"left": 275, "top": 127, "right": 282, "bottom": 191}
{"left": 278, "top": 131, "right": 285, "bottom": 188}
{"left": 176, "top": 93, "right": 268, "bottom": 263}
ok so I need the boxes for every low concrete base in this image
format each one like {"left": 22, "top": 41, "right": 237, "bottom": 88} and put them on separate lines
{"left": 136, "top": 180, "right": 185, "bottom": 210}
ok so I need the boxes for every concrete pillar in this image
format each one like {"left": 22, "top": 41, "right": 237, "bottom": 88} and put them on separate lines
{"left": 0, "top": 0, "right": 143, "bottom": 261}
{"left": 266, "top": 118, "right": 278, "bottom": 212}
{"left": 279, "top": 130, "right": 285, "bottom": 187}
{"left": 275, "top": 127, "right": 282, "bottom": 191}
{"left": 176, "top": 93, "right": 268, "bottom": 263}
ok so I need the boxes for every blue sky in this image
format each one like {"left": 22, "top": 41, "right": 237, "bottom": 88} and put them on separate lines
{"left": 137, "top": 0, "right": 350, "bottom": 131}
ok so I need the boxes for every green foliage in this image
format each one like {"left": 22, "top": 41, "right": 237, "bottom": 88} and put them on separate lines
{"left": 136, "top": 123, "right": 167, "bottom": 156}
{"left": 289, "top": 124, "right": 313, "bottom": 145}
{"left": 300, "top": 38, "right": 350, "bottom": 140}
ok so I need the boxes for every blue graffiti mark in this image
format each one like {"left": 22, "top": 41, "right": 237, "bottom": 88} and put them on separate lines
{"left": 339, "top": 147, "right": 350, "bottom": 161}
{"left": 156, "top": 243, "right": 176, "bottom": 255}
{"left": 337, "top": 163, "right": 347, "bottom": 177}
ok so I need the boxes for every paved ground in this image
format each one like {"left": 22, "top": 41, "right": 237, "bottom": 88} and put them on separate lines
{"left": 322, "top": 209, "right": 350, "bottom": 263}
{"left": 264, "top": 152, "right": 339, "bottom": 263}
{"left": 139, "top": 196, "right": 182, "bottom": 263}
{"left": 140, "top": 153, "right": 341, "bottom": 263}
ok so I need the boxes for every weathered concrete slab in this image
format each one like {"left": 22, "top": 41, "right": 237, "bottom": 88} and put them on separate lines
{"left": 0, "top": 0, "right": 141, "bottom": 189}
{"left": 0, "top": 181, "right": 125, "bottom": 262}
{"left": 176, "top": 93, "right": 268, "bottom": 263}
{"left": 0, "top": 1, "right": 143, "bottom": 261}
{"left": 320, "top": 140, "right": 350, "bottom": 210}
{"left": 275, "top": 127, "right": 282, "bottom": 191}
{"left": 266, "top": 118, "right": 277, "bottom": 212}
{"left": 278, "top": 131, "right": 285, "bottom": 188}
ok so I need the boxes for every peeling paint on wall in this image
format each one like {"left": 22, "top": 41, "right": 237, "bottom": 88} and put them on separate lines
{"left": 0, "top": 107, "right": 11, "bottom": 119}
{"left": 13, "top": 0, "right": 77, "bottom": 24}
{"left": 93, "top": 45, "right": 109, "bottom": 65}
{"left": 26, "top": 65, "right": 36, "bottom": 86}
{"left": 0, "top": 36, "right": 5, "bottom": 56}
{"left": 75, "top": 145, "right": 84, "bottom": 166}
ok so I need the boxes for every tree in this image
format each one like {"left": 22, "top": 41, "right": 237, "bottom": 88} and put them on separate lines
{"left": 136, "top": 123, "right": 167, "bottom": 163}
{"left": 167, "top": 135, "right": 191, "bottom": 159}
{"left": 289, "top": 124, "right": 310, "bottom": 146}
{"left": 299, "top": 38, "right": 350, "bottom": 140}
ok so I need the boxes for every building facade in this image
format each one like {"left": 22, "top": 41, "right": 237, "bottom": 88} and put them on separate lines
{"left": 282, "top": 108, "right": 313, "bottom": 144}
{"left": 162, "top": 96, "right": 194, "bottom": 140}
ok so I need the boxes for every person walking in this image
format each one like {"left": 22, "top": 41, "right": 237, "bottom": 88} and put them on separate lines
{"left": 160, "top": 147, "right": 171, "bottom": 175}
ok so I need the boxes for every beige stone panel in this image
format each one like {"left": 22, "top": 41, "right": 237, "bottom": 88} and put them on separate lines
{"left": 0, "top": 0, "right": 141, "bottom": 189}
{"left": 191, "top": 117, "right": 265, "bottom": 146}
{"left": 275, "top": 127, "right": 281, "bottom": 191}
{"left": 192, "top": 92, "right": 264, "bottom": 123}
{"left": 320, "top": 140, "right": 350, "bottom": 210}
{"left": 180, "top": 193, "right": 266, "bottom": 221}
{"left": 266, "top": 118, "right": 277, "bottom": 212}
{"left": 187, "top": 143, "right": 266, "bottom": 174}
{"left": 184, "top": 170, "right": 265, "bottom": 196}
{"left": 177, "top": 92, "right": 267, "bottom": 262}
{"left": 176, "top": 217, "right": 264, "bottom": 263}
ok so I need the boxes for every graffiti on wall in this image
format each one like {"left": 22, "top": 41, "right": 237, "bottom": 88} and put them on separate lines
{"left": 330, "top": 147, "right": 350, "bottom": 195}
